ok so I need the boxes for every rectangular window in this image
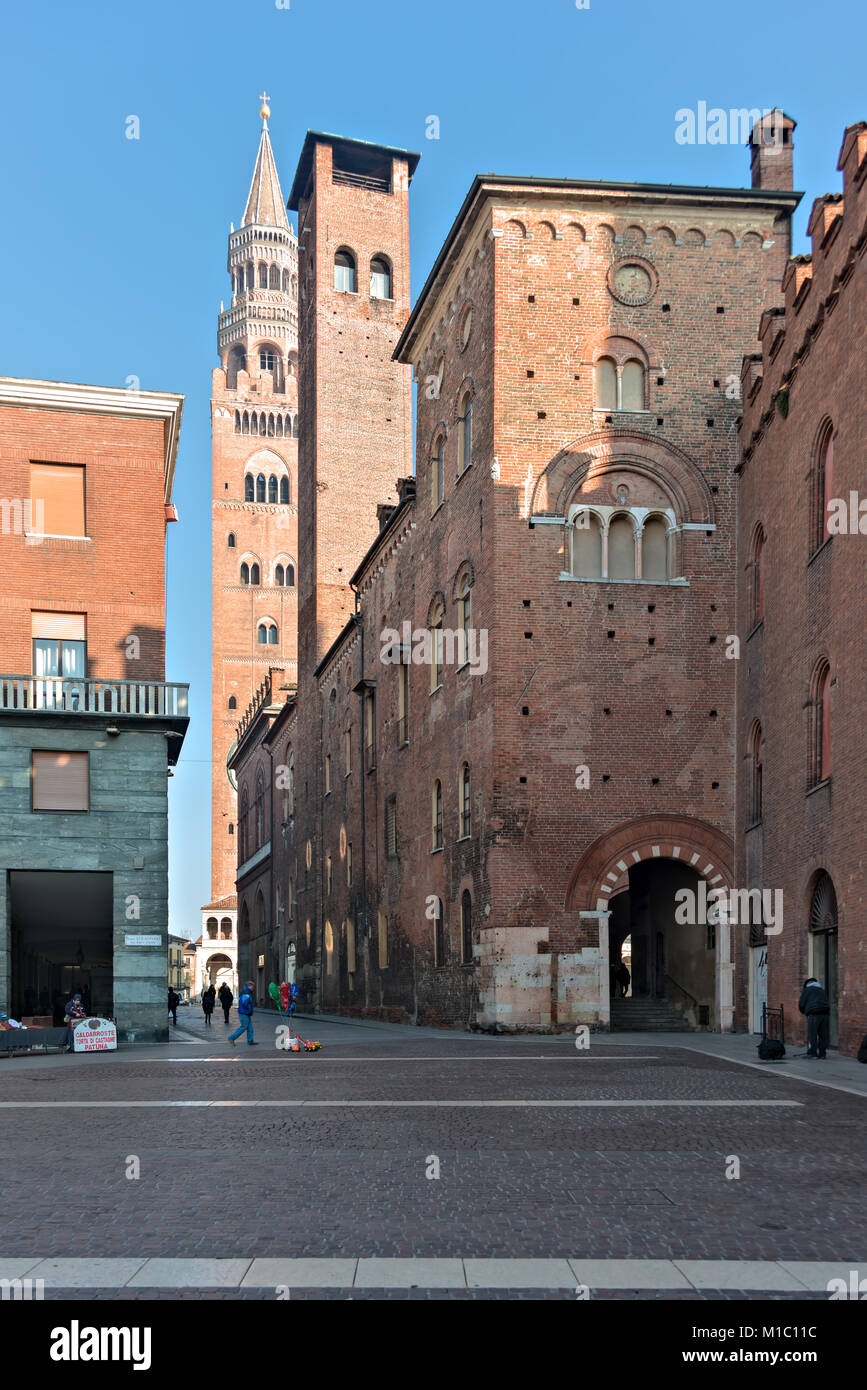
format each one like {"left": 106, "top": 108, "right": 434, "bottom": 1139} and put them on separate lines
{"left": 32, "top": 750, "right": 89, "bottom": 811}
{"left": 364, "top": 689, "right": 376, "bottom": 770}
{"left": 346, "top": 842, "right": 352, "bottom": 886}
{"left": 324, "top": 753, "right": 332, "bottom": 795}
{"left": 30, "top": 464, "right": 86, "bottom": 537}
{"left": 344, "top": 727, "right": 352, "bottom": 775}
{"left": 385, "top": 797, "right": 397, "bottom": 857}
{"left": 31, "top": 612, "right": 87, "bottom": 679}
{"left": 346, "top": 916, "right": 356, "bottom": 977}
{"left": 397, "top": 662, "right": 409, "bottom": 745}
{"left": 326, "top": 855, "right": 333, "bottom": 894}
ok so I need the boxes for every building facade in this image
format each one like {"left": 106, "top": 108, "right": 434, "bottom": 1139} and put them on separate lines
{"left": 210, "top": 100, "right": 299, "bottom": 905}
{"left": 735, "top": 121, "right": 867, "bottom": 1057}
{"left": 0, "top": 377, "right": 188, "bottom": 1043}
{"left": 230, "top": 118, "right": 825, "bottom": 1037}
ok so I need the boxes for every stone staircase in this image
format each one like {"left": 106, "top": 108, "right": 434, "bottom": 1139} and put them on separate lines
{"left": 610, "top": 996, "right": 692, "bottom": 1031}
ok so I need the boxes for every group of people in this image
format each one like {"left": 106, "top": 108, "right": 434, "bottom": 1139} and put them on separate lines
{"left": 200, "top": 981, "right": 234, "bottom": 1025}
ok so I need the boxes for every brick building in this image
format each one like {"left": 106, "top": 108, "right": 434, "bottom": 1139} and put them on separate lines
{"left": 228, "top": 118, "right": 831, "bottom": 1037}
{"left": 0, "top": 377, "right": 188, "bottom": 1042}
{"left": 209, "top": 99, "right": 299, "bottom": 908}
{"left": 735, "top": 122, "right": 867, "bottom": 1056}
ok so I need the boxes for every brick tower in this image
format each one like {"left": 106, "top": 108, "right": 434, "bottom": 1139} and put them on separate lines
{"left": 210, "top": 97, "right": 299, "bottom": 902}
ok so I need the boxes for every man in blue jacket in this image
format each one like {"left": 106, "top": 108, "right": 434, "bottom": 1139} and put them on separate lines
{"left": 798, "top": 977, "right": 831, "bottom": 1059}
{"left": 228, "top": 981, "right": 259, "bottom": 1047}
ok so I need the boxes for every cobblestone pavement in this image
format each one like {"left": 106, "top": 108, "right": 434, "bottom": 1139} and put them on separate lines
{"left": 1, "top": 1018, "right": 865, "bottom": 1297}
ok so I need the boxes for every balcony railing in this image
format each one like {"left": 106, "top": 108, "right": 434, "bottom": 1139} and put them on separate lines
{"left": 0, "top": 675, "right": 190, "bottom": 718}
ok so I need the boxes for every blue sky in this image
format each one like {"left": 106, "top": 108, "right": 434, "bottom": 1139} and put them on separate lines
{"left": 0, "top": 0, "right": 863, "bottom": 939}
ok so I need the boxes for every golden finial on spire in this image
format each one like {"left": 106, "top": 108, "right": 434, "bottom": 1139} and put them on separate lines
{"left": 259, "top": 91, "right": 271, "bottom": 124}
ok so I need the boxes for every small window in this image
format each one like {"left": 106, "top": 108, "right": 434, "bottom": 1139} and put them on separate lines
{"left": 364, "top": 688, "right": 376, "bottom": 770}
{"left": 459, "top": 762, "right": 470, "bottom": 837}
{"left": 621, "top": 359, "right": 645, "bottom": 411}
{"left": 751, "top": 526, "right": 765, "bottom": 625}
{"left": 346, "top": 842, "right": 352, "bottom": 886}
{"left": 250, "top": 563, "right": 260, "bottom": 586}
{"left": 346, "top": 915, "right": 356, "bottom": 976}
{"left": 432, "top": 779, "right": 443, "bottom": 850}
{"left": 750, "top": 722, "right": 763, "bottom": 824}
{"left": 245, "top": 476, "right": 254, "bottom": 502}
{"left": 325, "top": 753, "right": 332, "bottom": 795}
{"left": 206, "top": 917, "right": 218, "bottom": 940}
{"left": 461, "top": 890, "right": 473, "bottom": 965}
{"left": 430, "top": 601, "right": 444, "bottom": 692}
{"left": 275, "top": 564, "right": 284, "bottom": 587}
{"left": 32, "top": 751, "right": 88, "bottom": 812}
{"left": 812, "top": 422, "right": 835, "bottom": 552}
{"left": 325, "top": 921, "right": 335, "bottom": 974}
{"left": 370, "top": 256, "right": 392, "bottom": 300}
{"left": 457, "top": 393, "right": 473, "bottom": 474}
{"left": 228, "top": 532, "right": 236, "bottom": 548}
{"left": 344, "top": 727, "right": 352, "bottom": 775}
{"left": 280, "top": 477, "right": 289, "bottom": 505}
{"left": 811, "top": 662, "right": 831, "bottom": 785}
{"left": 595, "top": 357, "right": 617, "bottom": 411}
{"left": 385, "top": 797, "right": 397, "bottom": 857}
{"left": 228, "top": 696, "right": 237, "bottom": 710}
{"left": 256, "top": 474, "right": 266, "bottom": 503}
{"left": 378, "top": 909, "right": 388, "bottom": 968}
{"left": 608, "top": 515, "right": 636, "bottom": 580}
{"left": 30, "top": 463, "right": 86, "bottom": 538}
{"left": 334, "top": 248, "right": 357, "bottom": 293}
{"left": 240, "top": 563, "right": 250, "bottom": 585}
{"left": 642, "top": 517, "right": 669, "bottom": 582}
{"left": 326, "top": 855, "right": 333, "bottom": 894}
{"left": 268, "top": 475, "right": 278, "bottom": 504}
{"left": 433, "top": 437, "right": 445, "bottom": 510}
{"left": 457, "top": 574, "right": 471, "bottom": 649}
{"left": 286, "top": 563, "right": 295, "bottom": 586}
{"left": 397, "top": 662, "right": 409, "bottom": 745}
{"left": 257, "top": 622, "right": 278, "bottom": 645}
{"left": 571, "top": 511, "right": 603, "bottom": 578}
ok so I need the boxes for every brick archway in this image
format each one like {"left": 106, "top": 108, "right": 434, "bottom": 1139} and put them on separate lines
{"left": 566, "top": 814, "right": 734, "bottom": 913}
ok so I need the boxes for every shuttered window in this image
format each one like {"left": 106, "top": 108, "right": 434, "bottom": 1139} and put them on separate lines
{"left": 32, "top": 751, "right": 89, "bottom": 811}
{"left": 31, "top": 612, "right": 87, "bottom": 678}
{"left": 30, "top": 464, "right": 86, "bottom": 537}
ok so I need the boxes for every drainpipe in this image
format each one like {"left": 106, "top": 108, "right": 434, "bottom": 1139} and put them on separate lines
{"left": 350, "top": 587, "right": 368, "bottom": 969}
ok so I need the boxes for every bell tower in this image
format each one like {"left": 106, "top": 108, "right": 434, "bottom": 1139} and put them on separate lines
{"left": 209, "top": 97, "right": 299, "bottom": 902}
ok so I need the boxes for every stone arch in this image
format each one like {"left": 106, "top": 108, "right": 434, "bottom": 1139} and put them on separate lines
{"left": 593, "top": 223, "right": 616, "bottom": 245}
{"left": 533, "top": 220, "right": 556, "bottom": 240}
{"left": 529, "top": 430, "right": 716, "bottom": 526}
{"left": 653, "top": 226, "right": 676, "bottom": 244}
{"left": 566, "top": 815, "right": 734, "bottom": 912}
{"left": 713, "top": 228, "right": 736, "bottom": 246}
{"left": 501, "top": 218, "right": 527, "bottom": 245}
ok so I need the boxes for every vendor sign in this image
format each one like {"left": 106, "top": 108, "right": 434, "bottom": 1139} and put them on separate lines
{"left": 72, "top": 1017, "right": 117, "bottom": 1052}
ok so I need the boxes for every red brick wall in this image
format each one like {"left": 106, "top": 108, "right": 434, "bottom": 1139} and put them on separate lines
{"left": 735, "top": 124, "right": 867, "bottom": 1056}
{"left": 0, "top": 404, "right": 168, "bottom": 679}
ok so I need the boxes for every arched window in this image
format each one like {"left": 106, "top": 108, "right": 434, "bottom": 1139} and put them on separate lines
{"left": 240, "top": 562, "right": 250, "bottom": 585}
{"left": 246, "top": 263, "right": 255, "bottom": 290}
{"left": 228, "top": 696, "right": 237, "bottom": 710}
{"left": 275, "top": 564, "right": 284, "bottom": 587}
{"left": 287, "top": 751, "right": 295, "bottom": 816}
{"left": 220, "top": 917, "right": 232, "bottom": 940}
{"left": 457, "top": 573, "right": 471, "bottom": 646}
{"left": 227, "top": 532, "right": 236, "bottom": 548}
{"left": 621, "top": 359, "right": 645, "bottom": 411}
{"left": 325, "top": 921, "right": 335, "bottom": 974}
{"left": 276, "top": 416, "right": 284, "bottom": 437}
{"left": 571, "top": 511, "right": 603, "bottom": 578}
{"left": 595, "top": 357, "right": 617, "bottom": 410}
{"left": 239, "top": 786, "right": 249, "bottom": 861}
{"left": 334, "top": 248, "right": 357, "bottom": 293}
{"left": 433, "top": 898, "right": 445, "bottom": 968}
{"left": 245, "top": 475, "right": 254, "bottom": 502}
{"left": 430, "top": 599, "right": 444, "bottom": 691}
{"left": 282, "top": 268, "right": 290, "bottom": 291}
{"left": 378, "top": 909, "right": 388, "bottom": 968}
{"left": 751, "top": 526, "right": 765, "bottom": 625}
{"left": 234, "top": 411, "right": 241, "bottom": 433}
{"left": 258, "top": 263, "right": 268, "bottom": 288}
{"left": 460, "top": 890, "right": 473, "bottom": 965}
{"left": 811, "top": 422, "right": 835, "bottom": 552}
{"left": 280, "top": 477, "right": 289, "bottom": 505}
{"left": 257, "top": 622, "right": 278, "bottom": 645}
{"left": 256, "top": 474, "right": 266, "bottom": 503}
{"left": 608, "top": 514, "right": 636, "bottom": 580}
{"left": 749, "top": 721, "right": 763, "bottom": 824}
{"left": 642, "top": 516, "right": 669, "bottom": 582}
{"left": 459, "top": 762, "right": 470, "bottom": 838}
{"left": 432, "top": 436, "right": 444, "bottom": 510}
{"left": 457, "top": 392, "right": 473, "bottom": 474}
{"left": 292, "top": 416, "right": 299, "bottom": 438}
{"left": 268, "top": 414, "right": 275, "bottom": 437}
{"left": 242, "top": 411, "right": 250, "bottom": 435}
{"left": 432, "top": 780, "right": 443, "bottom": 850}
{"left": 250, "top": 562, "right": 260, "bottom": 586}
{"left": 268, "top": 264, "right": 280, "bottom": 289}
{"left": 286, "top": 563, "right": 295, "bottom": 586}
{"left": 811, "top": 661, "right": 831, "bottom": 786}
{"left": 268, "top": 475, "right": 278, "bottom": 504}
{"left": 370, "top": 256, "right": 392, "bottom": 299}
{"left": 207, "top": 916, "right": 217, "bottom": 940}
{"left": 259, "top": 412, "right": 267, "bottom": 435}
{"left": 255, "top": 767, "right": 265, "bottom": 847}
{"left": 227, "top": 346, "right": 246, "bottom": 388}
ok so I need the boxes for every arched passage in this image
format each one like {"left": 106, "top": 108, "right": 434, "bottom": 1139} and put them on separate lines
{"left": 567, "top": 816, "right": 735, "bottom": 1031}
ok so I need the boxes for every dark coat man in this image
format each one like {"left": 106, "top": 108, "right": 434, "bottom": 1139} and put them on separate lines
{"left": 217, "top": 982, "right": 234, "bottom": 1024}
{"left": 798, "top": 978, "right": 831, "bottom": 1059}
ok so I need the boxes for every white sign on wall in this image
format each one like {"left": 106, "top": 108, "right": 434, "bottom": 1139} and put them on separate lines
{"left": 72, "top": 1018, "right": 118, "bottom": 1052}
{"left": 124, "top": 934, "right": 161, "bottom": 947}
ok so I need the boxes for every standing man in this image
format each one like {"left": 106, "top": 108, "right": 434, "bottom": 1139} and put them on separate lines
{"left": 228, "top": 981, "right": 259, "bottom": 1047}
{"left": 168, "top": 988, "right": 179, "bottom": 1026}
{"left": 798, "top": 977, "right": 831, "bottom": 1059}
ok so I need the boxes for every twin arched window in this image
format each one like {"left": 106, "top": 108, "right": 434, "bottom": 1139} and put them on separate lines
{"left": 594, "top": 352, "right": 646, "bottom": 412}
{"left": 257, "top": 622, "right": 278, "bottom": 645}
{"left": 335, "top": 249, "right": 392, "bottom": 298}
{"left": 274, "top": 562, "right": 295, "bottom": 587}
{"left": 570, "top": 509, "right": 671, "bottom": 581}
{"left": 240, "top": 561, "right": 261, "bottom": 586}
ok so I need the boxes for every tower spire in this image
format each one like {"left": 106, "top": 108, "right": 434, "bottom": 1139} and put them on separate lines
{"left": 243, "top": 95, "right": 289, "bottom": 229}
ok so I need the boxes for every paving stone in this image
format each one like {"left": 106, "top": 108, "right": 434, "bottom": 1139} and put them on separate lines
{"left": 354, "top": 1258, "right": 466, "bottom": 1288}
{"left": 242, "top": 1258, "right": 358, "bottom": 1288}
{"left": 127, "top": 1259, "right": 251, "bottom": 1288}
{"left": 673, "top": 1260, "right": 806, "bottom": 1290}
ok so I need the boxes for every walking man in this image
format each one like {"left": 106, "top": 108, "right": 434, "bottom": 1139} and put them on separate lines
{"left": 798, "top": 976, "right": 831, "bottom": 1058}
{"left": 218, "top": 981, "right": 233, "bottom": 1024}
{"left": 228, "top": 981, "right": 259, "bottom": 1047}
{"left": 168, "top": 987, "right": 179, "bottom": 1026}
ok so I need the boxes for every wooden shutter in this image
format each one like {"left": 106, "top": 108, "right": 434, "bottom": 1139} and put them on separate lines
{"left": 32, "top": 751, "right": 89, "bottom": 811}
{"left": 31, "top": 612, "right": 86, "bottom": 641}
{"left": 30, "top": 464, "right": 86, "bottom": 536}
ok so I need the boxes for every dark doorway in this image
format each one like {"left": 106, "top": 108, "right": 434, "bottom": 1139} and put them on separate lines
{"left": 9, "top": 871, "right": 113, "bottom": 1023}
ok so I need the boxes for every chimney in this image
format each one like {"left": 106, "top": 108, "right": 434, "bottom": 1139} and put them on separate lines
{"left": 396, "top": 476, "right": 416, "bottom": 505}
{"left": 376, "top": 503, "right": 394, "bottom": 532}
{"left": 749, "top": 109, "right": 796, "bottom": 191}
